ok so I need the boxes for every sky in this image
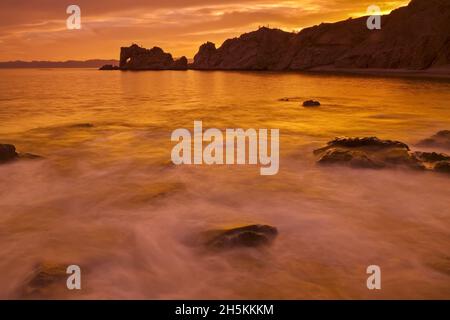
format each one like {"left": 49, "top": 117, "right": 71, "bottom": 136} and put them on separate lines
{"left": 0, "top": 0, "right": 410, "bottom": 61}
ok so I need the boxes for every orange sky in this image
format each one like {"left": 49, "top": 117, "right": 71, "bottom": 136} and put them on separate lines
{"left": 0, "top": 0, "right": 409, "bottom": 61}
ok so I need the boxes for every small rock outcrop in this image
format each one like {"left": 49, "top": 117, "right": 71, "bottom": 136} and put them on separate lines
{"left": 119, "top": 44, "right": 188, "bottom": 70}
{"left": 0, "top": 143, "right": 41, "bottom": 164}
{"left": 204, "top": 225, "right": 278, "bottom": 250}
{"left": 303, "top": 100, "right": 321, "bottom": 107}
{"left": 0, "top": 144, "right": 18, "bottom": 163}
{"left": 418, "top": 130, "right": 450, "bottom": 149}
{"left": 314, "top": 137, "right": 450, "bottom": 174}
{"left": 99, "top": 64, "right": 119, "bottom": 70}
{"left": 314, "top": 137, "right": 423, "bottom": 169}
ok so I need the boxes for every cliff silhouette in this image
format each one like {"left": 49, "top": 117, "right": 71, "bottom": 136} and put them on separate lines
{"left": 117, "top": 0, "right": 449, "bottom": 73}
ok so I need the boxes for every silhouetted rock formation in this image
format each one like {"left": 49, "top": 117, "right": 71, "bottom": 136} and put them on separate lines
{"left": 314, "top": 137, "right": 450, "bottom": 174}
{"left": 119, "top": 44, "right": 188, "bottom": 70}
{"left": 99, "top": 64, "right": 119, "bottom": 70}
{"left": 191, "top": 0, "right": 450, "bottom": 71}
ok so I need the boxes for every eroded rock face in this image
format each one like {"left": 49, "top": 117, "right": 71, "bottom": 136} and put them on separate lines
{"left": 120, "top": 44, "right": 188, "bottom": 70}
{"left": 418, "top": 130, "right": 450, "bottom": 149}
{"left": 314, "top": 137, "right": 450, "bottom": 174}
{"left": 204, "top": 225, "right": 278, "bottom": 250}
{"left": 191, "top": 0, "right": 450, "bottom": 71}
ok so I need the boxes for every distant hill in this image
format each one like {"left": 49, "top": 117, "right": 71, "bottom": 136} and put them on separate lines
{"left": 0, "top": 59, "right": 119, "bottom": 68}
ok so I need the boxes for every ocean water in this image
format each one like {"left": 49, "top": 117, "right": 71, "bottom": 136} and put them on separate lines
{"left": 0, "top": 68, "right": 449, "bottom": 299}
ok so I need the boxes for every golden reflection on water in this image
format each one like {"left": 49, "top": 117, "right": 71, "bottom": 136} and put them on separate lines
{"left": 0, "top": 69, "right": 449, "bottom": 299}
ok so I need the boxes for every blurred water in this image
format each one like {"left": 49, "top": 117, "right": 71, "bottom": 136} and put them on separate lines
{"left": 0, "top": 68, "right": 449, "bottom": 299}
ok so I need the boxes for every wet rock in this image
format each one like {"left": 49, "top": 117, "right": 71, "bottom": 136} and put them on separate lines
{"left": 434, "top": 161, "right": 450, "bottom": 174}
{"left": 314, "top": 137, "right": 424, "bottom": 170}
{"left": 0, "top": 143, "right": 42, "bottom": 164}
{"left": 68, "top": 123, "right": 94, "bottom": 128}
{"left": 413, "top": 151, "right": 450, "bottom": 163}
{"left": 99, "top": 64, "right": 119, "bottom": 70}
{"left": 21, "top": 262, "right": 68, "bottom": 297}
{"left": 317, "top": 149, "right": 384, "bottom": 168}
{"left": 0, "top": 144, "right": 18, "bottom": 163}
{"left": 418, "top": 130, "right": 450, "bottom": 149}
{"left": 205, "top": 225, "right": 278, "bottom": 250}
{"left": 303, "top": 100, "right": 321, "bottom": 107}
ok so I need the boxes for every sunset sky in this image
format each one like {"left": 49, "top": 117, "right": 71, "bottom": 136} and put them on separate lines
{"left": 0, "top": 0, "right": 409, "bottom": 61}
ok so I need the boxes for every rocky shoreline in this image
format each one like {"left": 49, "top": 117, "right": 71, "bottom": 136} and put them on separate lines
{"left": 101, "top": 0, "right": 450, "bottom": 76}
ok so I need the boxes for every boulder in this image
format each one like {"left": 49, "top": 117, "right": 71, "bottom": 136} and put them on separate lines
{"left": 418, "top": 130, "right": 450, "bottom": 149}
{"left": 303, "top": 100, "right": 321, "bottom": 107}
{"left": 0, "top": 144, "right": 18, "bottom": 163}
{"left": 0, "top": 143, "right": 42, "bottom": 164}
{"left": 314, "top": 137, "right": 424, "bottom": 170}
{"left": 205, "top": 225, "right": 278, "bottom": 250}
{"left": 434, "top": 161, "right": 450, "bottom": 174}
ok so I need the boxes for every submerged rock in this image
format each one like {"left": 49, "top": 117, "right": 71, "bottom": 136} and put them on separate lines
{"left": 434, "top": 161, "right": 450, "bottom": 174}
{"left": 205, "top": 224, "right": 278, "bottom": 250}
{"left": 314, "top": 137, "right": 423, "bottom": 170}
{"left": 303, "top": 100, "right": 321, "bottom": 107}
{"left": 418, "top": 130, "right": 450, "bottom": 149}
{"left": 0, "top": 144, "right": 18, "bottom": 163}
{"left": 21, "top": 262, "right": 68, "bottom": 297}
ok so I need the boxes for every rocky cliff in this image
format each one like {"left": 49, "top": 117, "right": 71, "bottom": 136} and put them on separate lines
{"left": 119, "top": 44, "right": 188, "bottom": 70}
{"left": 191, "top": 0, "right": 450, "bottom": 71}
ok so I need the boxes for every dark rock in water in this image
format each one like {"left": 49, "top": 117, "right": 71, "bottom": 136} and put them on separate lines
{"left": 314, "top": 137, "right": 423, "bottom": 170}
{"left": 68, "top": 123, "right": 94, "bottom": 128}
{"left": 0, "top": 143, "right": 42, "bottom": 164}
{"left": 434, "top": 161, "right": 450, "bottom": 174}
{"left": 303, "top": 100, "right": 321, "bottom": 107}
{"left": 413, "top": 151, "right": 450, "bottom": 163}
{"left": 418, "top": 130, "right": 450, "bottom": 149}
{"left": 315, "top": 137, "right": 410, "bottom": 151}
{"left": 120, "top": 44, "right": 188, "bottom": 70}
{"left": 206, "top": 225, "right": 278, "bottom": 250}
{"left": 317, "top": 149, "right": 384, "bottom": 168}
{"left": 315, "top": 136, "right": 450, "bottom": 175}
{"left": 0, "top": 144, "right": 18, "bottom": 163}
{"left": 21, "top": 262, "right": 68, "bottom": 297}
{"left": 99, "top": 64, "right": 119, "bottom": 70}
